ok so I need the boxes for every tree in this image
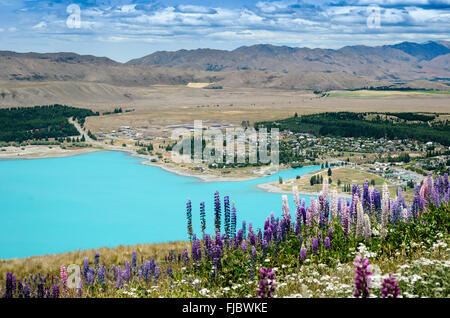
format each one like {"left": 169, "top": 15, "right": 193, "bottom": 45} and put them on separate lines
{"left": 327, "top": 168, "right": 332, "bottom": 176}
{"left": 279, "top": 176, "right": 283, "bottom": 184}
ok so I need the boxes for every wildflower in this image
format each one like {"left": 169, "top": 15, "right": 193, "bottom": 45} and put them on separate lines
{"left": 166, "top": 266, "right": 173, "bottom": 279}
{"left": 4, "top": 272, "right": 15, "bottom": 298}
{"left": 363, "top": 214, "right": 372, "bottom": 242}
{"left": 300, "top": 248, "right": 307, "bottom": 262}
{"left": 381, "top": 183, "right": 390, "bottom": 238}
{"left": 131, "top": 251, "right": 137, "bottom": 272}
{"left": 98, "top": 265, "right": 105, "bottom": 284}
{"left": 83, "top": 257, "right": 89, "bottom": 281}
{"left": 214, "top": 191, "right": 221, "bottom": 234}
{"left": 224, "top": 195, "right": 231, "bottom": 238}
{"left": 191, "top": 235, "right": 202, "bottom": 262}
{"left": 293, "top": 185, "right": 300, "bottom": 207}
{"left": 52, "top": 284, "right": 60, "bottom": 298}
{"left": 257, "top": 267, "right": 276, "bottom": 298}
{"left": 182, "top": 248, "right": 190, "bottom": 266}
{"left": 355, "top": 199, "right": 364, "bottom": 239}
{"left": 330, "top": 190, "right": 338, "bottom": 219}
{"left": 231, "top": 201, "right": 237, "bottom": 237}
{"left": 94, "top": 252, "right": 100, "bottom": 270}
{"left": 341, "top": 204, "right": 350, "bottom": 237}
{"left": 241, "top": 240, "right": 248, "bottom": 252}
{"left": 353, "top": 254, "right": 372, "bottom": 298}
{"left": 324, "top": 237, "right": 331, "bottom": 250}
{"left": 200, "top": 201, "right": 206, "bottom": 236}
{"left": 60, "top": 265, "right": 68, "bottom": 295}
{"left": 312, "top": 238, "right": 319, "bottom": 255}
{"left": 186, "top": 199, "right": 193, "bottom": 240}
{"left": 123, "top": 261, "right": 131, "bottom": 281}
{"left": 381, "top": 274, "right": 400, "bottom": 298}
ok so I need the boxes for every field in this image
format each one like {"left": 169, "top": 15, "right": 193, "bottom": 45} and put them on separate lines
{"left": 1, "top": 82, "right": 449, "bottom": 138}
{"left": 327, "top": 89, "right": 450, "bottom": 98}
{"left": 271, "top": 167, "right": 415, "bottom": 201}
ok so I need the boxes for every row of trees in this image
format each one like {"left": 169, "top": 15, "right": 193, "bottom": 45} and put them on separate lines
{"left": 0, "top": 105, "right": 98, "bottom": 142}
{"left": 255, "top": 112, "right": 450, "bottom": 146}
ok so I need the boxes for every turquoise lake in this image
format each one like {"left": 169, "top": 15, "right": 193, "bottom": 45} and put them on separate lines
{"left": 0, "top": 151, "right": 320, "bottom": 259}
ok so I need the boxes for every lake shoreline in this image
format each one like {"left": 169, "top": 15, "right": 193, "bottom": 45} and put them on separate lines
{"left": 0, "top": 144, "right": 325, "bottom": 192}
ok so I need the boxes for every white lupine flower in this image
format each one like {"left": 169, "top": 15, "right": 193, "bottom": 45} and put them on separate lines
{"left": 356, "top": 199, "right": 365, "bottom": 239}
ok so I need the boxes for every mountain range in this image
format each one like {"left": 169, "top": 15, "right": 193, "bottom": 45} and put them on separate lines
{"left": 1, "top": 41, "right": 449, "bottom": 91}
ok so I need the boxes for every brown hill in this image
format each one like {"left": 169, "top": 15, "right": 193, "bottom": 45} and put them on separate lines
{"left": 127, "top": 41, "right": 450, "bottom": 81}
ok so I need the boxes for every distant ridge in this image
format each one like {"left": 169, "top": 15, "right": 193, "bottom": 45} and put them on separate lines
{"left": 0, "top": 51, "right": 120, "bottom": 66}
{"left": 126, "top": 41, "right": 450, "bottom": 81}
{"left": 0, "top": 41, "right": 449, "bottom": 91}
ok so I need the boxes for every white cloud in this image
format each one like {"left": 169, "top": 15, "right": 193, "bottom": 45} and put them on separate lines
{"left": 32, "top": 21, "right": 47, "bottom": 30}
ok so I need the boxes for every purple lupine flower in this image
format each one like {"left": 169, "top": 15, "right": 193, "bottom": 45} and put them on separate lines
{"left": 115, "top": 268, "right": 123, "bottom": 289}
{"left": 263, "top": 227, "right": 272, "bottom": 244}
{"left": 444, "top": 173, "right": 449, "bottom": 193}
{"left": 167, "top": 266, "right": 173, "bottom": 279}
{"left": 83, "top": 257, "right": 89, "bottom": 281}
{"left": 16, "top": 280, "right": 23, "bottom": 298}
{"left": 300, "top": 248, "right": 307, "bottom": 262}
{"left": 37, "top": 282, "right": 45, "bottom": 298}
{"left": 94, "top": 252, "right": 100, "bottom": 270}
{"left": 241, "top": 240, "right": 248, "bottom": 252}
{"left": 131, "top": 251, "right": 137, "bottom": 272}
{"left": 257, "top": 267, "right": 276, "bottom": 298}
{"left": 77, "top": 278, "right": 83, "bottom": 298}
{"left": 237, "top": 229, "right": 243, "bottom": 244}
{"left": 242, "top": 220, "right": 247, "bottom": 239}
{"left": 224, "top": 195, "right": 231, "bottom": 238}
{"left": 353, "top": 254, "right": 372, "bottom": 298}
{"left": 312, "top": 238, "right": 319, "bottom": 254}
{"left": 324, "top": 236, "right": 331, "bottom": 250}
{"left": 214, "top": 191, "right": 221, "bottom": 234}
{"left": 154, "top": 266, "right": 160, "bottom": 282}
{"left": 191, "top": 235, "right": 202, "bottom": 262}
{"left": 182, "top": 248, "right": 190, "bottom": 266}
{"left": 231, "top": 202, "right": 237, "bottom": 238}
{"left": 87, "top": 269, "right": 95, "bottom": 286}
{"left": 264, "top": 216, "right": 270, "bottom": 231}
{"left": 433, "top": 187, "right": 441, "bottom": 208}
{"left": 4, "top": 272, "right": 15, "bottom": 298}
{"left": 186, "top": 199, "right": 193, "bottom": 240}
{"left": 23, "top": 284, "right": 30, "bottom": 298}
{"left": 123, "top": 261, "right": 131, "bottom": 281}
{"left": 251, "top": 246, "right": 257, "bottom": 259}
{"left": 52, "top": 284, "right": 60, "bottom": 298}
{"left": 381, "top": 274, "right": 400, "bottom": 298}
{"left": 143, "top": 260, "right": 151, "bottom": 283}
{"left": 98, "top": 265, "right": 105, "bottom": 284}
{"left": 372, "top": 188, "right": 381, "bottom": 212}
{"left": 200, "top": 201, "right": 206, "bottom": 235}
{"left": 362, "top": 181, "right": 371, "bottom": 214}
{"left": 437, "top": 176, "right": 444, "bottom": 195}
{"left": 262, "top": 238, "right": 268, "bottom": 252}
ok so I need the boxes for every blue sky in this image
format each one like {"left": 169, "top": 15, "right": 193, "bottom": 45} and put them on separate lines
{"left": 0, "top": 0, "right": 449, "bottom": 62}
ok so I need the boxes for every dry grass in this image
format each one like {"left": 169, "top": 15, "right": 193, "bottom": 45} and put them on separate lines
{"left": 0, "top": 241, "right": 190, "bottom": 286}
